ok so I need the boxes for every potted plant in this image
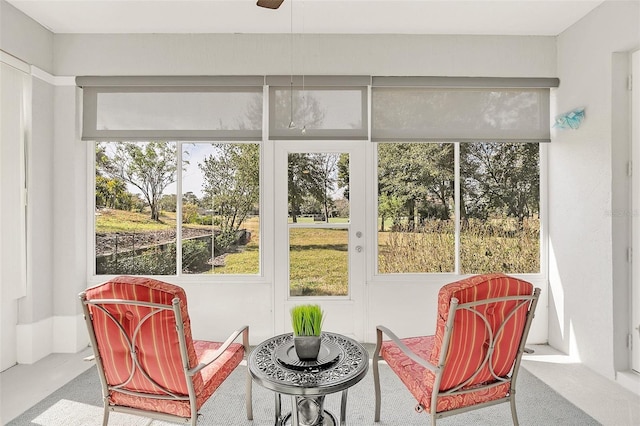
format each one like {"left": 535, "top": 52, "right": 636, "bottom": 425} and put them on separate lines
{"left": 291, "top": 304, "right": 324, "bottom": 360}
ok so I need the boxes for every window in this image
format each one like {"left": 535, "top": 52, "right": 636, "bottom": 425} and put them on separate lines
{"left": 377, "top": 142, "right": 540, "bottom": 275}
{"left": 372, "top": 78, "right": 552, "bottom": 276}
{"left": 377, "top": 143, "right": 455, "bottom": 273}
{"left": 460, "top": 142, "right": 539, "bottom": 273}
{"left": 94, "top": 141, "right": 260, "bottom": 276}
{"left": 85, "top": 76, "right": 549, "bottom": 278}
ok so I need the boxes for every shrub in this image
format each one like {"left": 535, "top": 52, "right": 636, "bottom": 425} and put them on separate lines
{"left": 182, "top": 239, "right": 210, "bottom": 272}
{"left": 103, "top": 245, "right": 176, "bottom": 275}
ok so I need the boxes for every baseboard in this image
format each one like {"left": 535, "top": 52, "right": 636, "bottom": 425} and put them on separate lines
{"left": 16, "top": 314, "right": 89, "bottom": 364}
{"left": 616, "top": 370, "right": 640, "bottom": 396}
{"left": 16, "top": 317, "right": 53, "bottom": 364}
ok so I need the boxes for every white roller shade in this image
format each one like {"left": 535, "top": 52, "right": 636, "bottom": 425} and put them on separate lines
{"left": 267, "top": 76, "right": 369, "bottom": 140}
{"left": 371, "top": 77, "right": 557, "bottom": 143}
{"left": 78, "top": 77, "right": 264, "bottom": 141}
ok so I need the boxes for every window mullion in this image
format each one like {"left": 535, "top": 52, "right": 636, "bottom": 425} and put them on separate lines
{"left": 454, "top": 142, "right": 461, "bottom": 274}
{"left": 176, "top": 142, "right": 183, "bottom": 275}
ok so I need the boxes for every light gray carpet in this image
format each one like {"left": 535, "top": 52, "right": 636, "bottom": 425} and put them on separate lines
{"left": 8, "top": 363, "right": 599, "bottom": 426}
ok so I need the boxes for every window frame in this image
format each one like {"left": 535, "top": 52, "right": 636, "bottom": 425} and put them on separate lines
{"left": 88, "top": 139, "right": 268, "bottom": 284}
{"left": 84, "top": 78, "right": 549, "bottom": 286}
{"left": 369, "top": 141, "right": 548, "bottom": 283}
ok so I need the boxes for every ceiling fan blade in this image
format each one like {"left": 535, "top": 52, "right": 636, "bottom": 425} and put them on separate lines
{"left": 257, "top": 0, "right": 285, "bottom": 9}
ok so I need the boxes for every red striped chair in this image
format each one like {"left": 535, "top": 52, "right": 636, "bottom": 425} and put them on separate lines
{"left": 79, "top": 276, "right": 252, "bottom": 426}
{"left": 373, "top": 273, "right": 540, "bottom": 426}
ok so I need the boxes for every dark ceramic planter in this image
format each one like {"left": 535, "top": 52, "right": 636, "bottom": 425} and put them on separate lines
{"left": 293, "top": 335, "right": 322, "bottom": 360}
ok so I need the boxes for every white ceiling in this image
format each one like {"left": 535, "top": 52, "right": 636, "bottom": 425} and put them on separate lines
{"left": 7, "top": 0, "right": 604, "bottom": 36}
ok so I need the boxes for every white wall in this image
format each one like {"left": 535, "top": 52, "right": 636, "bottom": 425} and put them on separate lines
{"left": 53, "top": 33, "right": 556, "bottom": 347}
{"left": 549, "top": 0, "right": 639, "bottom": 378}
{"left": 2, "top": 5, "right": 565, "bottom": 362}
{"left": 0, "top": 1, "right": 53, "bottom": 73}
{"left": 52, "top": 33, "right": 556, "bottom": 77}
{"left": 21, "top": 75, "right": 54, "bottom": 323}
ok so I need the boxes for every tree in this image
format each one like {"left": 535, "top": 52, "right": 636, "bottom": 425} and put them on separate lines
{"left": 378, "top": 194, "right": 404, "bottom": 231}
{"left": 337, "top": 154, "right": 350, "bottom": 200}
{"left": 95, "top": 175, "right": 133, "bottom": 210}
{"left": 313, "top": 153, "right": 341, "bottom": 221}
{"left": 377, "top": 143, "right": 454, "bottom": 226}
{"left": 461, "top": 142, "right": 539, "bottom": 224}
{"left": 160, "top": 194, "right": 177, "bottom": 212}
{"left": 199, "top": 143, "right": 259, "bottom": 250}
{"left": 100, "top": 142, "right": 177, "bottom": 221}
{"left": 288, "top": 153, "right": 325, "bottom": 223}
{"left": 183, "top": 191, "right": 199, "bottom": 206}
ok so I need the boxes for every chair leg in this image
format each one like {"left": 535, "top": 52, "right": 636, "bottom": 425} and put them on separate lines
{"left": 510, "top": 396, "right": 519, "bottom": 426}
{"left": 102, "top": 404, "right": 109, "bottom": 426}
{"left": 373, "top": 328, "right": 383, "bottom": 422}
{"left": 246, "top": 367, "right": 253, "bottom": 420}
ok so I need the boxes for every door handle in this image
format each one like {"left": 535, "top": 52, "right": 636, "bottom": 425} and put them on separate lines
{"left": 355, "top": 245, "right": 363, "bottom": 253}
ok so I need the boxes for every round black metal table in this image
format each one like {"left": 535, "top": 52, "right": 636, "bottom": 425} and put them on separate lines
{"left": 248, "top": 332, "right": 369, "bottom": 426}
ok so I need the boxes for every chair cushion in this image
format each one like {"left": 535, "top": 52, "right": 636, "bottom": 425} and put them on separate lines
{"left": 381, "top": 336, "right": 434, "bottom": 409}
{"left": 109, "top": 340, "right": 245, "bottom": 418}
{"left": 381, "top": 336, "right": 511, "bottom": 413}
{"left": 429, "top": 273, "right": 533, "bottom": 391}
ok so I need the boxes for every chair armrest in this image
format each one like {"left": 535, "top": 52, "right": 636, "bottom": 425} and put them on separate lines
{"left": 376, "top": 325, "right": 438, "bottom": 373}
{"left": 189, "top": 325, "right": 249, "bottom": 376}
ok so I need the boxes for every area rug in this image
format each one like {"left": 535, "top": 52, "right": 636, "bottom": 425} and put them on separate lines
{"left": 8, "top": 363, "right": 599, "bottom": 426}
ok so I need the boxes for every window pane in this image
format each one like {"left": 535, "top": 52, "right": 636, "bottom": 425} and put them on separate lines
{"left": 289, "top": 228, "right": 349, "bottom": 296}
{"left": 460, "top": 142, "right": 540, "bottom": 273}
{"left": 182, "top": 143, "right": 260, "bottom": 275}
{"left": 377, "top": 143, "right": 455, "bottom": 273}
{"left": 95, "top": 141, "right": 177, "bottom": 275}
{"left": 288, "top": 153, "right": 349, "bottom": 224}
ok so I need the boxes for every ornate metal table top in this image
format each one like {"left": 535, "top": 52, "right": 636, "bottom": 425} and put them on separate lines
{"left": 249, "top": 332, "right": 369, "bottom": 396}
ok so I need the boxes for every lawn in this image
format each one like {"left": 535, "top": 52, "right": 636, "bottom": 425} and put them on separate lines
{"left": 96, "top": 209, "right": 539, "bottom": 285}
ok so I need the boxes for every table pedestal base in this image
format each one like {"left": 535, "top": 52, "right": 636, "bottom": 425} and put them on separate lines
{"left": 281, "top": 410, "right": 337, "bottom": 426}
{"left": 277, "top": 394, "right": 341, "bottom": 426}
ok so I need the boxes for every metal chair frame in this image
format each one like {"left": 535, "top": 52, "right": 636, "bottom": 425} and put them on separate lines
{"left": 80, "top": 293, "right": 253, "bottom": 426}
{"left": 374, "top": 288, "right": 540, "bottom": 426}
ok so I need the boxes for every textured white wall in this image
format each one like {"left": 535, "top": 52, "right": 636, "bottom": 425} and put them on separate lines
{"left": 550, "top": 0, "right": 639, "bottom": 378}
{"left": 52, "top": 33, "right": 556, "bottom": 77}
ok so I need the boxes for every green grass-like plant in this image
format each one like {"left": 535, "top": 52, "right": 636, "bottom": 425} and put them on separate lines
{"left": 290, "top": 304, "right": 324, "bottom": 337}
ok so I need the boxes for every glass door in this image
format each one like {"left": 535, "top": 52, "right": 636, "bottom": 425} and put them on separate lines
{"left": 274, "top": 141, "right": 366, "bottom": 340}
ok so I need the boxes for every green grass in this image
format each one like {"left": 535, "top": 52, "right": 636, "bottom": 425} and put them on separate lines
{"left": 213, "top": 216, "right": 260, "bottom": 274}
{"left": 289, "top": 228, "right": 348, "bottom": 296}
{"left": 96, "top": 209, "right": 540, "bottom": 286}
{"left": 96, "top": 209, "right": 176, "bottom": 233}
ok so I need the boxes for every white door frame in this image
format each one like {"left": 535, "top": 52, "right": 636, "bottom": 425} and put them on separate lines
{"left": 273, "top": 140, "right": 367, "bottom": 341}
